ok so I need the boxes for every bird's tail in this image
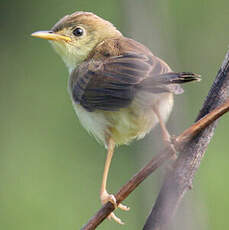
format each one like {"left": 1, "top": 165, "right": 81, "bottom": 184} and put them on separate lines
{"left": 155, "top": 72, "right": 201, "bottom": 84}
{"left": 138, "top": 72, "right": 201, "bottom": 94}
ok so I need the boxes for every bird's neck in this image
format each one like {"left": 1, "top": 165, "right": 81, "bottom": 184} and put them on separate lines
{"left": 50, "top": 40, "right": 94, "bottom": 74}
{"left": 65, "top": 46, "right": 93, "bottom": 74}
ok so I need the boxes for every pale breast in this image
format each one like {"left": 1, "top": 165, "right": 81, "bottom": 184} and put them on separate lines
{"left": 71, "top": 91, "right": 174, "bottom": 147}
{"left": 72, "top": 103, "right": 110, "bottom": 146}
{"left": 104, "top": 91, "right": 174, "bottom": 145}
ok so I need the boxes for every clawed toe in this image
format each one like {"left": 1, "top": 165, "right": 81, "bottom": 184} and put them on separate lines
{"left": 108, "top": 212, "right": 124, "bottom": 225}
{"left": 163, "top": 135, "right": 177, "bottom": 160}
{"left": 101, "top": 191, "right": 117, "bottom": 207}
{"left": 100, "top": 190, "right": 130, "bottom": 224}
{"left": 118, "top": 203, "right": 130, "bottom": 211}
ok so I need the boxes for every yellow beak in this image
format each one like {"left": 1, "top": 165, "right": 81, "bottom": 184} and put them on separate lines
{"left": 31, "top": 31, "right": 71, "bottom": 42}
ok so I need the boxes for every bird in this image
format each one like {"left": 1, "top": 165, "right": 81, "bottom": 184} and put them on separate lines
{"left": 31, "top": 11, "right": 200, "bottom": 224}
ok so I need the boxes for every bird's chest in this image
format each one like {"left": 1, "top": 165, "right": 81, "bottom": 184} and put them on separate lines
{"left": 71, "top": 102, "right": 109, "bottom": 145}
{"left": 71, "top": 101, "right": 141, "bottom": 146}
{"left": 70, "top": 92, "right": 173, "bottom": 146}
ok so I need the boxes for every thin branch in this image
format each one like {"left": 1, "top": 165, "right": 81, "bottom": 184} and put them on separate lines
{"left": 143, "top": 50, "right": 229, "bottom": 230}
{"left": 81, "top": 50, "right": 229, "bottom": 230}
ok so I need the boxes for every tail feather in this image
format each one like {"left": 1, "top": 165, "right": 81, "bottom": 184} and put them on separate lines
{"left": 154, "top": 72, "right": 201, "bottom": 84}
{"left": 138, "top": 72, "right": 201, "bottom": 95}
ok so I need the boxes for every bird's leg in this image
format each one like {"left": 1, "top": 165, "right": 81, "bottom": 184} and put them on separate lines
{"left": 100, "top": 138, "right": 129, "bottom": 225}
{"left": 153, "top": 105, "right": 177, "bottom": 160}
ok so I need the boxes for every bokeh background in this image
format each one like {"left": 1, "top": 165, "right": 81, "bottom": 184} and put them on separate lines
{"left": 1, "top": 0, "right": 229, "bottom": 229}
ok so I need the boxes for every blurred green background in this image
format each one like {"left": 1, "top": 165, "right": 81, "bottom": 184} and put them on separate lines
{"left": 1, "top": 0, "right": 229, "bottom": 229}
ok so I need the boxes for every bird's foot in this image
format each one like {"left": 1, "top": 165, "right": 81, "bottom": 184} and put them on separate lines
{"left": 163, "top": 133, "right": 177, "bottom": 161}
{"left": 162, "top": 134, "right": 179, "bottom": 173}
{"left": 100, "top": 190, "right": 130, "bottom": 224}
{"left": 170, "top": 135, "right": 178, "bottom": 159}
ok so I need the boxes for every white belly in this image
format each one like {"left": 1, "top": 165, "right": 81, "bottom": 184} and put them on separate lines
{"left": 72, "top": 103, "right": 110, "bottom": 145}
{"left": 70, "top": 92, "right": 174, "bottom": 147}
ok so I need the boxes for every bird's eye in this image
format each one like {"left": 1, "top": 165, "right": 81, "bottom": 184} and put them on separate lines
{"left": 73, "top": 27, "right": 84, "bottom": 37}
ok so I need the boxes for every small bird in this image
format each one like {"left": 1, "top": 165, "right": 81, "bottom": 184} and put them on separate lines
{"left": 31, "top": 11, "right": 200, "bottom": 224}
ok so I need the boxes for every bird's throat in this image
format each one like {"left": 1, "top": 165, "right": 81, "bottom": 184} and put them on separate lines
{"left": 50, "top": 40, "right": 91, "bottom": 73}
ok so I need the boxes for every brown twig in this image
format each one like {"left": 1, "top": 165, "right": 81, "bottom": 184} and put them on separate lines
{"left": 143, "top": 50, "right": 229, "bottom": 230}
{"left": 81, "top": 51, "right": 229, "bottom": 230}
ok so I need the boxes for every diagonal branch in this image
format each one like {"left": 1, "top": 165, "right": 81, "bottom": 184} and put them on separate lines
{"left": 81, "top": 50, "right": 229, "bottom": 230}
{"left": 143, "top": 50, "right": 229, "bottom": 230}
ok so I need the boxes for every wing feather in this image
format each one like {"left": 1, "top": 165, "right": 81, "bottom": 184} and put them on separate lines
{"left": 70, "top": 52, "right": 180, "bottom": 112}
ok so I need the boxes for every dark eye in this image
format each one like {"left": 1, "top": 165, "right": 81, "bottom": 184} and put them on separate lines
{"left": 73, "top": 27, "right": 84, "bottom": 36}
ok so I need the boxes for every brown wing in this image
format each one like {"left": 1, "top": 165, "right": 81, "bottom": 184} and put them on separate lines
{"left": 70, "top": 52, "right": 173, "bottom": 112}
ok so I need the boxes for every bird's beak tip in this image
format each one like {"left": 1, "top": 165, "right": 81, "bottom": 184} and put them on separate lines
{"left": 31, "top": 31, "right": 71, "bottom": 42}
{"left": 31, "top": 31, "right": 53, "bottom": 40}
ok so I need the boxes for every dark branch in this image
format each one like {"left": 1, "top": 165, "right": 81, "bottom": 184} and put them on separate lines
{"left": 81, "top": 51, "right": 229, "bottom": 230}
{"left": 143, "top": 50, "right": 229, "bottom": 230}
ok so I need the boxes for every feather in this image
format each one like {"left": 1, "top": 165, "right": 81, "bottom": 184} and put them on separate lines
{"left": 70, "top": 37, "right": 199, "bottom": 112}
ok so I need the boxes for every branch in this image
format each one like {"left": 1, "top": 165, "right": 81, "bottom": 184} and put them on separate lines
{"left": 143, "top": 50, "right": 229, "bottom": 230}
{"left": 81, "top": 50, "right": 229, "bottom": 230}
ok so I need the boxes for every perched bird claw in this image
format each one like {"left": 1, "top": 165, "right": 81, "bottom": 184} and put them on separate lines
{"left": 162, "top": 133, "right": 177, "bottom": 160}
{"left": 108, "top": 212, "right": 124, "bottom": 225}
{"left": 101, "top": 191, "right": 117, "bottom": 208}
{"left": 100, "top": 190, "right": 129, "bottom": 224}
{"left": 170, "top": 135, "right": 178, "bottom": 147}
{"left": 163, "top": 135, "right": 179, "bottom": 172}
{"left": 100, "top": 190, "right": 130, "bottom": 210}
{"left": 118, "top": 202, "right": 130, "bottom": 211}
